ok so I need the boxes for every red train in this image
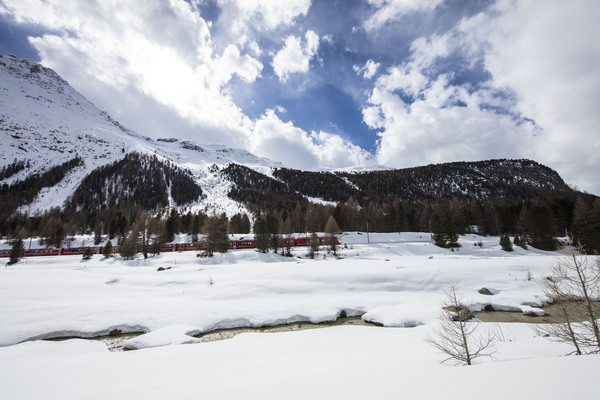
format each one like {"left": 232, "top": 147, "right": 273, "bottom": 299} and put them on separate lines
{"left": 0, "top": 236, "right": 339, "bottom": 258}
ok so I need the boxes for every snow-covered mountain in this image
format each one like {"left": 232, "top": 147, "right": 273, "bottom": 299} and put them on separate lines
{"left": 0, "top": 53, "right": 582, "bottom": 221}
{"left": 0, "top": 53, "right": 282, "bottom": 216}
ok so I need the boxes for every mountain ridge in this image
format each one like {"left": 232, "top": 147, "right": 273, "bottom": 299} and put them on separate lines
{"left": 0, "top": 53, "right": 584, "bottom": 220}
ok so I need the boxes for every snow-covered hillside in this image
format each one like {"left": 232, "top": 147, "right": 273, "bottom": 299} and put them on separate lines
{"left": 0, "top": 53, "right": 282, "bottom": 215}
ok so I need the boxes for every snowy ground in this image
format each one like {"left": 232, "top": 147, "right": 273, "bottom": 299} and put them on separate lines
{"left": 0, "top": 232, "right": 598, "bottom": 399}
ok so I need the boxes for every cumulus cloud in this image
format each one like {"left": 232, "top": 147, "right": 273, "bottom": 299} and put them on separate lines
{"left": 3, "top": 0, "right": 264, "bottom": 145}
{"left": 478, "top": 0, "right": 600, "bottom": 193}
{"left": 272, "top": 30, "right": 320, "bottom": 82}
{"left": 369, "top": 72, "right": 536, "bottom": 168}
{"left": 248, "top": 110, "right": 373, "bottom": 170}
{"left": 364, "top": 0, "right": 443, "bottom": 31}
{"left": 353, "top": 59, "right": 380, "bottom": 79}
{"left": 363, "top": 10, "right": 533, "bottom": 167}
{"left": 364, "top": 0, "right": 600, "bottom": 194}
{"left": 218, "top": 0, "right": 311, "bottom": 33}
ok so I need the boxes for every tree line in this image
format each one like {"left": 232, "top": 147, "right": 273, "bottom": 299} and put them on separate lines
{"left": 1, "top": 156, "right": 598, "bottom": 254}
{"left": 2, "top": 192, "right": 598, "bottom": 254}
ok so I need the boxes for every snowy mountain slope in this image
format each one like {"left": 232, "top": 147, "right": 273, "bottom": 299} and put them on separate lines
{"left": 0, "top": 53, "right": 583, "bottom": 219}
{"left": 0, "top": 53, "right": 281, "bottom": 216}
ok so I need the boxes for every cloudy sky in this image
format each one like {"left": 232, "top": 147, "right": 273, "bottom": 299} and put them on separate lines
{"left": 1, "top": 0, "right": 599, "bottom": 194}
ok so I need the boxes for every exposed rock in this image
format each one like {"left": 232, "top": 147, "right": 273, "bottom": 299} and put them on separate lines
{"left": 478, "top": 287, "right": 494, "bottom": 296}
{"left": 443, "top": 305, "right": 475, "bottom": 321}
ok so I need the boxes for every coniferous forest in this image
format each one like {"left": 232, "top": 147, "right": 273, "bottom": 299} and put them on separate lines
{"left": 0, "top": 156, "right": 599, "bottom": 253}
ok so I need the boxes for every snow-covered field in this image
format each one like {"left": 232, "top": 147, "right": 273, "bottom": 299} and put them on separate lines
{"left": 1, "top": 232, "right": 598, "bottom": 399}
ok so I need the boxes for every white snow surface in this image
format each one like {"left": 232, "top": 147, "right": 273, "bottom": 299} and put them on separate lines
{"left": 0, "top": 232, "right": 598, "bottom": 399}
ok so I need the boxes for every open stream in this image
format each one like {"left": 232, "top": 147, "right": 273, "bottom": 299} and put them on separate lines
{"left": 49, "top": 301, "right": 600, "bottom": 352}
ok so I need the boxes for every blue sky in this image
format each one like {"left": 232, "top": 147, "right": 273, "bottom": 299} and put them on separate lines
{"left": 1, "top": 0, "right": 599, "bottom": 194}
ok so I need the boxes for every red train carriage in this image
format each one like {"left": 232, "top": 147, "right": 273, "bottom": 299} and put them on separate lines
{"left": 280, "top": 238, "right": 296, "bottom": 247}
{"left": 230, "top": 240, "right": 255, "bottom": 249}
{"left": 295, "top": 237, "right": 311, "bottom": 246}
{"left": 318, "top": 236, "right": 339, "bottom": 246}
{"left": 25, "top": 248, "right": 61, "bottom": 257}
{"left": 160, "top": 244, "right": 176, "bottom": 252}
{"left": 175, "top": 243, "right": 207, "bottom": 252}
{"left": 61, "top": 247, "right": 102, "bottom": 256}
{"left": 1, "top": 235, "right": 339, "bottom": 258}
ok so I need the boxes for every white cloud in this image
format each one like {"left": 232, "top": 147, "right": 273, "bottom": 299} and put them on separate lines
{"left": 321, "top": 34, "right": 334, "bottom": 45}
{"left": 365, "top": 0, "right": 600, "bottom": 194}
{"left": 369, "top": 71, "right": 536, "bottom": 168}
{"left": 248, "top": 110, "right": 373, "bottom": 170}
{"left": 218, "top": 0, "right": 311, "bottom": 32}
{"left": 365, "top": 0, "right": 443, "bottom": 31}
{"left": 478, "top": 0, "right": 600, "bottom": 194}
{"left": 272, "top": 30, "right": 320, "bottom": 82}
{"left": 354, "top": 59, "right": 380, "bottom": 79}
{"left": 3, "top": 0, "right": 266, "bottom": 146}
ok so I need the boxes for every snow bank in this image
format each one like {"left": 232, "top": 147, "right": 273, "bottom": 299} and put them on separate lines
{"left": 0, "top": 324, "right": 597, "bottom": 400}
{"left": 0, "top": 233, "right": 557, "bottom": 346}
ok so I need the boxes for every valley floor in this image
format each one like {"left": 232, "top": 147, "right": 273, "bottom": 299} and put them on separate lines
{"left": 0, "top": 232, "right": 598, "bottom": 399}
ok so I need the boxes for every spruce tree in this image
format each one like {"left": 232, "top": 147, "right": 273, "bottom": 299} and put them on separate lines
{"left": 253, "top": 218, "right": 270, "bottom": 253}
{"left": 103, "top": 241, "right": 113, "bottom": 258}
{"left": 8, "top": 238, "right": 24, "bottom": 265}
{"left": 500, "top": 233, "right": 513, "bottom": 252}
{"left": 429, "top": 211, "right": 448, "bottom": 247}
{"left": 82, "top": 246, "right": 94, "bottom": 260}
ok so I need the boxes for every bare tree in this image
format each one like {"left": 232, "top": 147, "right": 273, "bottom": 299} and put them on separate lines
{"left": 324, "top": 215, "right": 342, "bottom": 256}
{"left": 426, "top": 285, "right": 496, "bottom": 365}
{"left": 536, "top": 235, "right": 600, "bottom": 354}
{"left": 201, "top": 214, "right": 229, "bottom": 257}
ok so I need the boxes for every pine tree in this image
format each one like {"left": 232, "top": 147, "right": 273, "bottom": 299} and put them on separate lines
{"left": 527, "top": 204, "right": 556, "bottom": 250}
{"left": 253, "top": 218, "right": 270, "bottom": 253}
{"left": 165, "top": 209, "right": 179, "bottom": 242}
{"left": 8, "top": 238, "right": 24, "bottom": 265}
{"left": 82, "top": 246, "right": 94, "bottom": 260}
{"left": 103, "top": 241, "right": 113, "bottom": 258}
{"left": 500, "top": 233, "right": 513, "bottom": 252}
{"left": 572, "top": 197, "right": 600, "bottom": 252}
{"left": 430, "top": 211, "right": 447, "bottom": 247}
{"left": 266, "top": 215, "right": 280, "bottom": 253}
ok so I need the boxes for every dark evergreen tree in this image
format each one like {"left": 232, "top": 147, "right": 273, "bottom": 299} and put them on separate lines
{"left": 430, "top": 211, "right": 447, "bottom": 247}
{"left": 8, "top": 238, "right": 24, "bottom": 265}
{"left": 103, "top": 241, "right": 113, "bottom": 258}
{"left": 266, "top": 214, "right": 280, "bottom": 253}
{"left": 513, "top": 235, "right": 528, "bottom": 250}
{"left": 572, "top": 197, "right": 600, "bottom": 252}
{"left": 527, "top": 204, "right": 556, "bottom": 250}
{"left": 500, "top": 234, "right": 513, "bottom": 252}
{"left": 82, "top": 246, "right": 94, "bottom": 260}
{"left": 253, "top": 218, "right": 270, "bottom": 253}
{"left": 165, "top": 209, "right": 179, "bottom": 242}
